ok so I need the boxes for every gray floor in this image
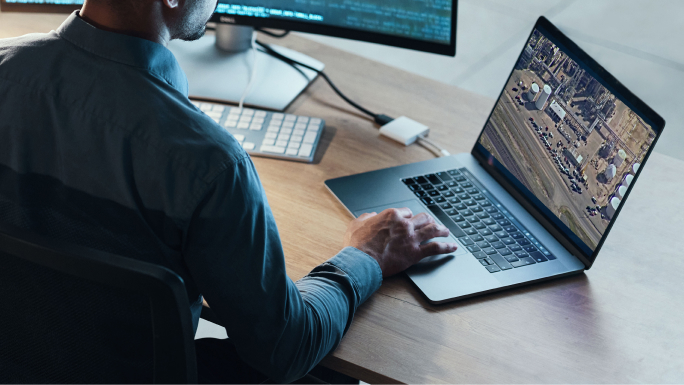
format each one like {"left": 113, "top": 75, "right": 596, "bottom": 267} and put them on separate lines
{"left": 300, "top": 0, "right": 683, "bottom": 161}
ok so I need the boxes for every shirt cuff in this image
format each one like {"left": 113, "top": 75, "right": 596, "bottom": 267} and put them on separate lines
{"left": 325, "top": 246, "right": 383, "bottom": 305}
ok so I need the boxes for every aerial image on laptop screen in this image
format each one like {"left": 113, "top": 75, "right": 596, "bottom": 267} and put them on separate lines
{"left": 478, "top": 28, "right": 656, "bottom": 251}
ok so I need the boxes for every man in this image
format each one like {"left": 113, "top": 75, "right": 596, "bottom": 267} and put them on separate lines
{"left": 0, "top": 0, "right": 457, "bottom": 382}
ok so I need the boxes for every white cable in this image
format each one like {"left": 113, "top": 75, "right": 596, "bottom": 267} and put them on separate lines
{"left": 238, "top": 31, "right": 258, "bottom": 112}
{"left": 417, "top": 135, "right": 451, "bottom": 157}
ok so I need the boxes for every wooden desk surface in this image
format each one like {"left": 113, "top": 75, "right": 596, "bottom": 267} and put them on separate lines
{"left": 3, "top": 11, "right": 683, "bottom": 384}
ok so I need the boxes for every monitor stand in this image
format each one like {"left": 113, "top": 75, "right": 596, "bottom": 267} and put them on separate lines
{"left": 167, "top": 25, "right": 324, "bottom": 111}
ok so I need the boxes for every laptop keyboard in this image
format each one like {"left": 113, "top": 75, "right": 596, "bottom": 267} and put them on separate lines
{"left": 402, "top": 168, "right": 556, "bottom": 273}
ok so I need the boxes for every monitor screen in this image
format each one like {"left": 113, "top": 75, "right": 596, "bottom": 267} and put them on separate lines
{"left": 473, "top": 22, "right": 661, "bottom": 259}
{"left": 1, "top": 0, "right": 457, "bottom": 55}
{"left": 0, "top": 0, "right": 82, "bottom": 13}
{"left": 212, "top": 0, "right": 457, "bottom": 55}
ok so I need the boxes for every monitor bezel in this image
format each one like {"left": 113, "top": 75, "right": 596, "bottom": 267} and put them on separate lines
{"left": 210, "top": 1, "right": 458, "bottom": 56}
{"left": 471, "top": 16, "right": 665, "bottom": 269}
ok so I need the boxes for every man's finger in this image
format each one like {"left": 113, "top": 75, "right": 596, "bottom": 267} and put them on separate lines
{"left": 381, "top": 207, "right": 413, "bottom": 220}
{"left": 409, "top": 212, "right": 435, "bottom": 229}
{"left": 415, "top": 222, "right": 450, "bottom": 243}
{"left": 356, "top": 212, "right": 377, "bottom": 221}
{"left": 419, "top": 241, "right": 459, "bottom": 258}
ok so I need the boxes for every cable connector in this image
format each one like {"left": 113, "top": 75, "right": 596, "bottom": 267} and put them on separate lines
{"left": 374, "top": 114, "right": 394, "bottom": 126}
{"left": 379, "top": 116, "right": 430, "bottom": 146}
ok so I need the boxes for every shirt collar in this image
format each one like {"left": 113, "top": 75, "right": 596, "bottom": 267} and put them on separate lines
{"left": 56, "top": 11, "right": 189, "bottom": 96}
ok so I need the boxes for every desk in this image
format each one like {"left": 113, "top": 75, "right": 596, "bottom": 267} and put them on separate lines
{"left": 3, "top": 11, "right": 684, "bottom": 384}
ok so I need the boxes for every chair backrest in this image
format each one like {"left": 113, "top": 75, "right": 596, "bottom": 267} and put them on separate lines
{"left": 0, "top": 229, "right": 197, "bottom": 383}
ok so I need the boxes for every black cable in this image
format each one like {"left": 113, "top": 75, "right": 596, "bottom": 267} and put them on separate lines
{"left": 255, "top": 28, "right": 290, "bottom": 38}
{"left": 255, "top": 39, "right": 394, "bottom": 126}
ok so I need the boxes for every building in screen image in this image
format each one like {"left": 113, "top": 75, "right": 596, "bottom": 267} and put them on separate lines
{"left": 478, "top": 29, "right": 656, "bottom": 250}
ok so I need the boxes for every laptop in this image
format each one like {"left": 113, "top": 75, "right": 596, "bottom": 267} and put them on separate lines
{"left": 325, "top": 17, "right": 665, "bottom": 304}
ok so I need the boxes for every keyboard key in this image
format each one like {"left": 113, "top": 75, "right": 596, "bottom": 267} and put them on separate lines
{"left": 460, "top": 210, "right": 473, "bottom": 217}
{"left": 498, "top": 220, "right": 511, "bottom": 226}
{"left": 461, "top": 182, "right": 473, "bottom": 188}
{"left": 242, "top": 108, "right": 255, "bottom": 116}
{"left": 489, "top": 254, "right": 513, "bottom": 270}
{"left": 265, "top": 132, "right": 278, "bottom": 139}
{"left": 482, "top": 248, "right": 498, "bottom": 255}
{"left": 480, "top": 200, "right": 492, "bottom": 207}
{"left": 466, "top": 245, "right": 480, "bottom": 253}
{"left": 483, "top": 257, "right": 494, "bottom": 265}
{"left": 237, "top": 122, "right": 249, "bottom": 129}
{"left": 287, "top": 142, "right": 300, "bottom": 150}
{"left": 420, "top": 197, "right": 435, "bottom": 205}
{"left": 295, "top": 123, "right": 307, "bottom": 130}
{"left": 458, "top": 222, "right": 471, "bottom": 229}
{"left": 297, "top": 116, "right": 309, "bottom": 123}
{"left": 518, "top": 239, "right": 531, "bottom": 246}
{"left": 454, "top": 176, "right": 466, "bottom": 182}
{"left": 448, "top": 197, "right": 461, "bottom": 204}
{"left": 514, "top": 251, "right": 529, "bottom": 258}
{"left": 502, "top": 238, "right": 516, "bottom": 245}
{"left": 437, "top": 185, "right": 449, "bottom": 191}
{"left": 485, "top": 207, "right": 498, "bottom": 213}
{"left": 276, "top": 140, "right": 288, "bottom": 147}
{"left": 464, "top": 200, "right": 477, "bottom": 206}
{"left": 435, "top": 171, "right": 452, "bottom": 181}
{"left": 499, "top": 249, "right": 513, "bottom": 256}
{"left": 262, "top": 139, "right": 276, "bottom": 146}
{"left": 447, "top": 169, "right": 461, "bottom": 175}
{"left": 495, "top": 231, "right": 508, "bottom": 238}
{"left": 491, "top": 242, "right": 506, "bottom": 249}
{"left": 510, "top": 232, "right": 524, "bottom": 239}
{"left": 252, "top": 117, "right": 265, "bottom": 124}
{"left": 458, "top": 237, "right": 474, "bottom": 246}
{"left": 451, "top": 215, "right": 465, "bottom": 222}
{"left": 298, "top": 144, "right": 313, "bottom": 157}
{"left": 435, "top": 196, "right": 446, "bottom": 203}
{"left": 464, "top": 228, "right": 478, "bottom": 236}
{"left": 471, "top": 234, "right": 484, "bottom": 242}
{"left": 266, "top": 126, "right": 280, "bottom": 133}
{"left": 293, "top": 128, "right": 305, "bottom": 136}
{"left": 473, "top": 223, "right": 486, "bottom": 230}
{"left": 255, "top": 110, "right": 267, "bottom": 118}
{"left": 281, "top": 128, "right": 293, "bottom": 135}
{"left": 471, "top": 206, "right": 484, "bottom": 213}
{"left": 455, "top": 203, "right": 467, "bottom": 210}
{"left": 480, "top": 259, "right": 490, "bottom": 266}
{"left": 272, "top": 113, "right": 284, "bottom": 119}
{"left": 509, "top": 245, "right": 522, "bottom": 252}
{"left": 523, "top": 246, "right": 538, "bottom": 253}
{"left": 442, "top": 191, "right": 455, "bottom": 197}
{"left": 472, "top": 251, "right": 487, "bottom": 259}
{"left": 486, "top": 265, "right": 501, "bottom": 273}
{"left": 286, "top": 148, "right": 298, "bottom": 156}
{"left": 484, "top": 235, "right": 498, "bottom": 243}
{"left": 224, "top": 120, "right": 238, "bottom": 128}
{"left": 277, "top": 134, "right": 291, "bottom": 142}
{"left": 482, "top": 218, "right": 496, "bottom": 226}
{"left": 290, "top": 135, "right": 303, "bottom": 143}
{"left": 284, "top": 114, "right": 296, "bottom": 121}
{"left": 307, "top": 124, "right": 320, "bottom": 132}
{"left": 415, "top": 191, "right": 427, "bottom": 198}
{"left": 466, "top": 188, "right": 478, "bottom": 194}
{"left": 260, "top": 145, "right": 285, "bottom": 154}
{"left": 529, "top": 251, "right": 548, "bottom": 263}
{"left": 476, "top": 212, "right": 490, "bottom": 219}
{"left": 414, "top": 176, "right": 428, "bottom": 184}
{"left": 489, "top": 225, "right": 502, "bottom": 232}
{"left": 310, "top": 118, "right": 322, "bottom": 125}
{"left": 242, "top": 142, "right": 255, "bottom": 150}
{"left": 473, "top": 194, "right": 485, "bottom": 201}
{"left": 492, "top": 213, "right": 504, "bottom": 220}
{"left": 476, "top": 241, "right": 490, "bottom": 249}
{"left": 426, "top": 174, "right": 442, "bottom": 185}
{"left": 233, "top": 134, "right": 245, "bottom": 142}
{"left": 479, "top": 229, "right": 493, "bottom": 236}
{"left": 466, "top": 216, "right": 480, "bottom": 223}
{"left": 510, "top": 257, "right": 536, "bottom": 267}
{"left": 504, "top": 255, "right": 518, "bottom": 262}
{"left": 428, "top": 190, "right": 441, "bottom": 197}
{"left": 303, "top": 132, "right": 317, "bottom": 144}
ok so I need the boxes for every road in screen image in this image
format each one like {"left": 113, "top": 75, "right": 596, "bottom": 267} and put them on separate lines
{"left": 479, "top": 29, "right": 656, "bottom": 250}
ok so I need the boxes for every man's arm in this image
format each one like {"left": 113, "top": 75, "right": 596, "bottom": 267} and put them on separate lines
{"left": 184, "top": 155, "right": 456, "bottom": 382}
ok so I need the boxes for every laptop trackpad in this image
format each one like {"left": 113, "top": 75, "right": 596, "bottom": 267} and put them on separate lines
{"left": 353, "top": 199, "right": 468, "bottom": 260}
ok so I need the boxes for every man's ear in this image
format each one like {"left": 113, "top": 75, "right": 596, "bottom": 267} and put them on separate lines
{"left": 161, "top": 0, "right": 179, "bottom": 9}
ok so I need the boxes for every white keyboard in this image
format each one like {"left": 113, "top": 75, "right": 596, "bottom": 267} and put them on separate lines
{"left": 192, "top": 100, "right": 325, "bottom": 163}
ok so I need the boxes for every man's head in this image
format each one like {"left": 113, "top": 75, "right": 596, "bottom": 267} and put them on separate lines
{"left": 80, "top": 0, "right": 219, "bottom": 45}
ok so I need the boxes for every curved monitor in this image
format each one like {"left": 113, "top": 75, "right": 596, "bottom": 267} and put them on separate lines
{"left": 0, "top": 0, "right": 81, "bottom": 13}
{"left": 2, "top": 0, "right": 457, "bottom": 56}
{"left": 211, "top": 1, "right": 457, "bottom": 56}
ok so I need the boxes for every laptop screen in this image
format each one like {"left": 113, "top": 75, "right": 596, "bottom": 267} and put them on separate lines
{"left": 474, "top": 22, "right": 661, "bottom": 258}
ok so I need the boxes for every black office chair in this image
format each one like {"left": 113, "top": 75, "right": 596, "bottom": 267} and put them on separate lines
{"left": 0, "top": 229, "right": 198, "bottom": 383}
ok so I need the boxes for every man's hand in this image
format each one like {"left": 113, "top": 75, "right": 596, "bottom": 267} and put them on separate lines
{"left": 343, "top": 207, "right": 458, "bottom": 277}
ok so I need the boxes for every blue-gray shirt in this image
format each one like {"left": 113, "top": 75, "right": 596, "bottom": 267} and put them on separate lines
{"left": 0, "top": 12, "right": 382, "bottom": 382}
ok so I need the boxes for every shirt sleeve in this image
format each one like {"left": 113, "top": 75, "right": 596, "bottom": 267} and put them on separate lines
{"left": 182, "top": 155, "right": 383, "bottom": 383}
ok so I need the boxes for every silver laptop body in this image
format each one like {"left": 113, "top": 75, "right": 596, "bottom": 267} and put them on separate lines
{"left": 325, "top": 17, "right": 665, "bottom": 304}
